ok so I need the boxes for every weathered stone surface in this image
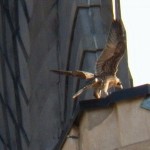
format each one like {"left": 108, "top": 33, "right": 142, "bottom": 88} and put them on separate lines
{"left": 62, "top": 126, "right": 79, "bottom": 150}
{"left": 79, "top": 107, "right": 120, "bottom": 150}
{"left": 78, "top": 97, "right": 150, "bottom": 150}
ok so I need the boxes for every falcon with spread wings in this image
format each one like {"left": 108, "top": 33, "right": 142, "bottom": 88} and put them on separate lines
{"left": 51, "top": 19, "right": 126, "bottom": 99}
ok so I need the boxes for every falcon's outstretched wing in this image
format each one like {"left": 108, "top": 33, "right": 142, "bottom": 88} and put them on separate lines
{"left": 51, "top": 70, "right": 94, "bottom": 79}
{"left": 96, "top": 20, "right": 126, "bottom": 76}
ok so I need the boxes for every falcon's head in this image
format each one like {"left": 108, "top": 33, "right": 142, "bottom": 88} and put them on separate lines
{"left": 113, "top": 77, "right": 123, "bottom": 89}
{"left": 108, "top": 77, "right": 123, "bottom": 90}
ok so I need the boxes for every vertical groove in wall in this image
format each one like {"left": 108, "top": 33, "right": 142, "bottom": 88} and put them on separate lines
{"left": 11, "top": 0, "right": 23, "bottom": 149}
{"left": 20, "top": 0, "right": 30, "bottom": 22}
{"left": 0, "top": 1, "right": 12, "bottom": 149}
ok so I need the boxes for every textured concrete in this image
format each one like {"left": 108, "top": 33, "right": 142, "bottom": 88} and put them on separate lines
{"left": 62, "top": 126, "right": 79, "bottom": 150}
{"left": 78, "top": 97, "right": 150, "bottom": 150}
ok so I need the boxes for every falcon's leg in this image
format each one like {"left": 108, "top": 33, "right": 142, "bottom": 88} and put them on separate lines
{"left": 103, "top": 80, "right": 109, "bottom": 96}
{"left": 73, "top": 83, "right": 94, "bottom": 99}
{"left": 93, "top": 88, "right": 101, "bottom": 99}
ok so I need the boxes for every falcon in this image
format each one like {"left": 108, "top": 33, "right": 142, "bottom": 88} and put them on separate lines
{"left": 51, "top": 19, "right": 126, "bottom": 100}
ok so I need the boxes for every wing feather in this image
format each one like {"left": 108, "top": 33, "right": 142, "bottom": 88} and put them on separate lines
{"left": 51, "top": 70, "right": 94, "bottom": 79}
{"left": 96, "top": 20, "right": 126, "bottom": 76}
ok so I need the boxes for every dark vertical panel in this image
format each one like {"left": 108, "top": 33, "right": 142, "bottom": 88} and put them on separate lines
{"left": 0, "top": 99, "right": 10, "bottom": 150}
{"left": 0, "top": 0, "right": 30, "bottom": 149}
{"left": 0, "top": 1, "right": 12, "bottom": 149}
{"left": 10, "top": 0, "right": 23, "bottom": 149}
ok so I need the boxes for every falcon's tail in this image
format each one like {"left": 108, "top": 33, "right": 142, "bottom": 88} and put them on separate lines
{"left": 51, "top": 69, "right": 94, "bottom": 79}
{"left": 51, "top": 70, "right": 74, "bottom": 76}
{"left": 73, "top": 83, "right": 94, "bottom": 99}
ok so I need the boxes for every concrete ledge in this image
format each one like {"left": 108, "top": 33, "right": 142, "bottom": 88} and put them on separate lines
{"left": 55, "top": 84, "right": 150, "bottom": 150}
{"left": 79, "top": 97, "right": 150, "bottom": 150}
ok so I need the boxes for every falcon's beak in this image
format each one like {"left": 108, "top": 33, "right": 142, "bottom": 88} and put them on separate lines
{"left": 115, "top": 84, "right": 123, "bottom": 90}
{"left": 120, "top": 85, "right": 123, "bottom": 89}
{"left": 117, "top": 85, "right": 123, "bottom": 89}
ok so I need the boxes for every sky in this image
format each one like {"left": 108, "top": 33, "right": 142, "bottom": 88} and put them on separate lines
{"left": 120, "top": 0, "right": 150, "bottom": 86}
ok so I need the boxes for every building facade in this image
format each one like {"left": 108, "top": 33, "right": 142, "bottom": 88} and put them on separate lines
{"left": 0, "top": 0, "right": 132, "bottom": 150}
